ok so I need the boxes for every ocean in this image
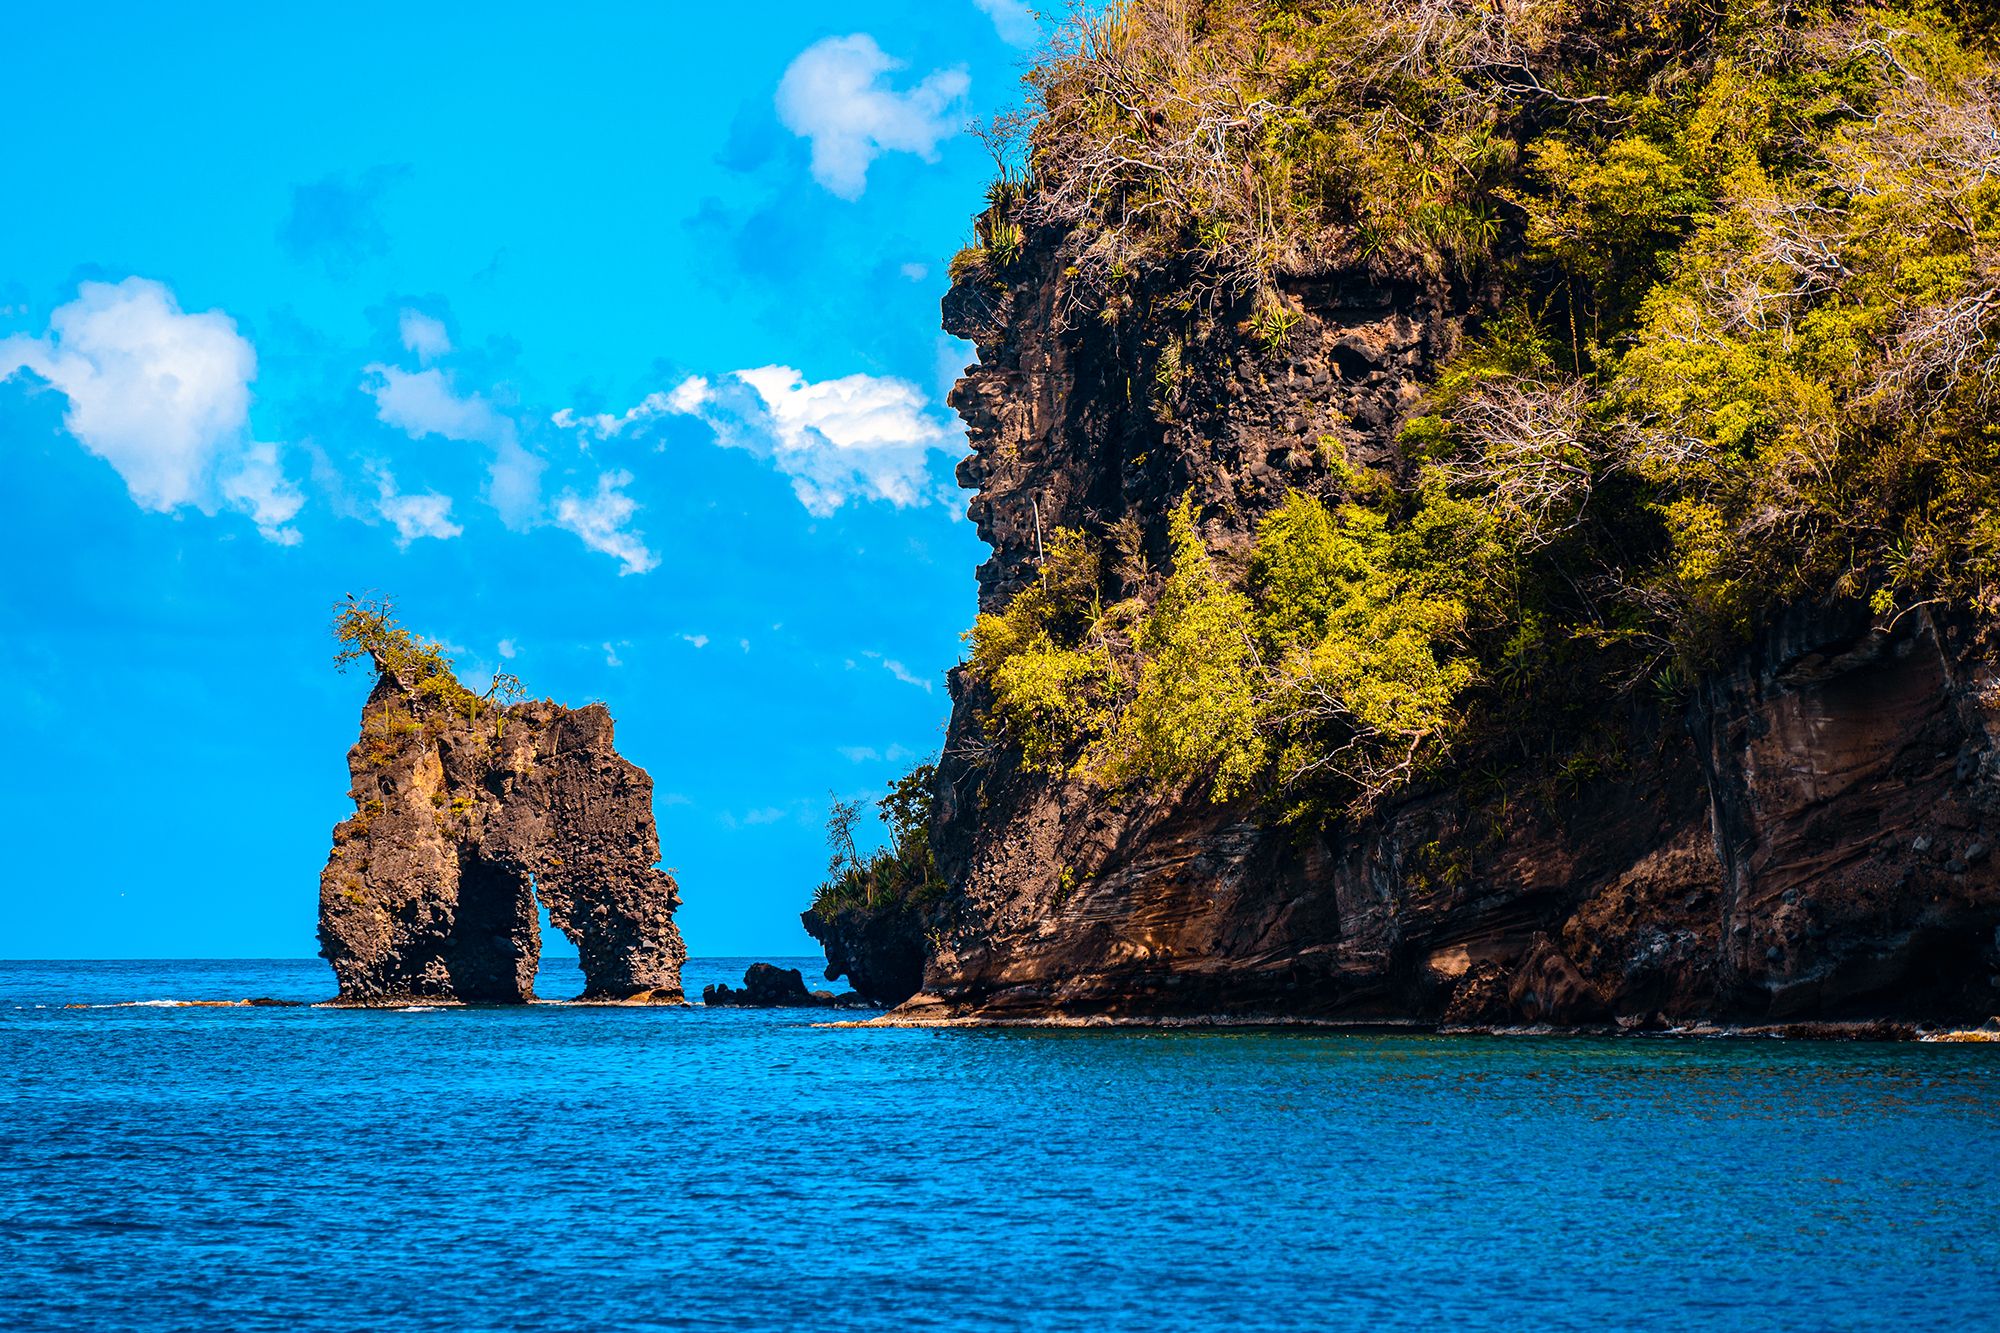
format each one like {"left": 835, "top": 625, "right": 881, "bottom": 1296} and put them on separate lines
{"left": 2, "top": 957, "right": 1996, "bottom": 1332}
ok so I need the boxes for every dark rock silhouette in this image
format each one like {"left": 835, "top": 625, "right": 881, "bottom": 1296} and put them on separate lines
{"left": 801, "top": 902, "right": 929, "bottom": 1008}
{"left": 318, "top": 650, "right": 684, "bottom": 1005}
{"left": 702, "top": 963, "right": 872, "bottom": 1009}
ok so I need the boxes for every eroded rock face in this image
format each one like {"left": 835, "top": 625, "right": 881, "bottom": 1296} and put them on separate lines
{"left": 810, "top": 238, "right": 2000, "bottom": 1028}
{"left": 318, "top": 661, "right": 685, "bottom": 1004}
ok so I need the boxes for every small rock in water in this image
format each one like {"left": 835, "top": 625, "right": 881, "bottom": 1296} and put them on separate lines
{"left": 703, "top": 963, "right": 873, "bottom": 1010}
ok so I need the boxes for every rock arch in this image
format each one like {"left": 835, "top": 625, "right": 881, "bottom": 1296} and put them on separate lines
{"left": 318, "top": 662, "right": 685, "bottom": 1004}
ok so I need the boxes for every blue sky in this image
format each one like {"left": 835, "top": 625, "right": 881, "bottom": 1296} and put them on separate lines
{"left": 0, "top": 1, "right": 1040, "bottom": 959}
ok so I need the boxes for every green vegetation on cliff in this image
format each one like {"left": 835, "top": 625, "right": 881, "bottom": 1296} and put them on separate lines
{"left": 333, "top": 598, "right": 526, "bottom": 725}
{"left": 810, "top": 762, "right": 947, "bottom": 917}
{"left": 963, "top": 0, "right": 2000, "bottom": 815}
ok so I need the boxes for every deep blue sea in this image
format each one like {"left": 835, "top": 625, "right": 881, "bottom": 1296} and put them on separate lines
{"left": 2, "top": 957, "right": 1997, "bottom": 1332}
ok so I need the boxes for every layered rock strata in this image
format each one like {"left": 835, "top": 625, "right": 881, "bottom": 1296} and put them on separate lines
{"left": 318, "top": 658, "right": 685, "bottom": 1005}
{"left": 811, "top": 241, "right": 2000, "bottom": 1028}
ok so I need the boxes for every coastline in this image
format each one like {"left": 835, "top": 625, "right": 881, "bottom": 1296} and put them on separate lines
{"left": 825, "top": 1009, "right": 2000, "bottom": 1042}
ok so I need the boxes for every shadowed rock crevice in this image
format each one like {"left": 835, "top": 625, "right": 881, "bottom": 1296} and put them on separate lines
{"left": 444, "top": 850, "right": 537, "bottom": 1003}
{"left": 318, "top": 622, "right": 685, "bottom": 1005}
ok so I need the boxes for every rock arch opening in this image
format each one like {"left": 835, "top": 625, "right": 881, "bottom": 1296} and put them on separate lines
{"left": 532, "top": 877, "right": 587, "bottom": 1001}
{"left": 444, "top": 851, "right": 538, "bottom": 1003}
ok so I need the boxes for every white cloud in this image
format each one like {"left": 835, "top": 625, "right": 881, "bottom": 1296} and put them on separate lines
{"left": 734, "top": 365, "right": 960, "bottom": 514}
{"left": 498, "top": 638, "right": 518, "bottom": 659}
{"left": 398, "top": 309, "right": 451, "bottom": 364}
{"left": 552, "top": 376, "right": 713, "bottom": 442}
{"left": 741, "top": 807, "right": 787, "bottom": 826}
{"left": 373, "top": 469, "right": 462, "bottom": 546}
{"left": 553, "top": 375, "right": 708, "bottom": 443}
{"left": 739, "top": 638, "right": 751, "bottom": 652}
{"left": 1, "top": 277, "right": 304, "bottom": 543}
{"left": 776, "top": 34, "right": 969, "bottom": 200}
{"left": 883, "top": 658, "right": 934, "bottom": 693}
{"left": 668, "top": 376, "right": 710, "bottom": 415}
{"left": 363, "top": 364, "right": 506, "bottom": 442}
{"left": 485, "top": 439, "right": 546, "bottom": 528}
{"left": 603, "top": 641, "right": 624, "bottom": 668}
{"left": 361, "top": 363, "right": 544, "bottom": 528}
{"left": 900, "top": 262, "right": 930, "bottom": 282}
{"left": 584, "top": 365, "right": 962, "bottom": 516}
{"left": 681, "top": 633, "right": 709, "bottom": 649}
{"left": 219, "top": 442, "right": 305, "bottom": 545}
{"left": 838, "top": 745, "right": 880, "bottom": 762}
{"left": 553, "top": 470, "right": 658, "bottom": 575}
{"left": 973, "top": 0, "right": 1040, "bottom": 46}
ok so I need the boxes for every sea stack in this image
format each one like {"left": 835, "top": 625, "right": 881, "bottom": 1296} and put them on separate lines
{"left": 317, "top": 604, "right": 685, "bottom": 1004}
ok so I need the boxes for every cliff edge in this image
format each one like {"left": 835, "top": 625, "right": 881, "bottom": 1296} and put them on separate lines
{"left": 810, "top": 1, "right": 2000, "bottom": 1027}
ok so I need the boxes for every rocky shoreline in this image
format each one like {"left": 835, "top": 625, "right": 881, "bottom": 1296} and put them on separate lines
{"left": 827, "top": 1012, "right": 2000, "bottom": 1042}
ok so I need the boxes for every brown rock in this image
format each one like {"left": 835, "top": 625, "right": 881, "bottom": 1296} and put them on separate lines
{"left": 807, "top": 223, "right": 2000, "bottom": 1031}
{"left": 317, "top": 653, "right": 685, "bottom": 1005}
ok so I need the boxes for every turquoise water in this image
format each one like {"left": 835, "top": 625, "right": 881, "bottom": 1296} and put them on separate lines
{"left": 2, "top": 959, "right": 1996, "bottom": 1332}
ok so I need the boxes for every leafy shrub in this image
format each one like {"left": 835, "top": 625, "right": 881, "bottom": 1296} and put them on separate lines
{"left": 333, "top": 598, "right": 532, "bottom": 728}
{"left": 811, "top": 761, "right": 949, "bottom": 916}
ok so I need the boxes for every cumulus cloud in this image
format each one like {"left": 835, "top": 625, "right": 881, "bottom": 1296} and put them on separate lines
{"left": 0, "top": 277, "right": 304, "bottom": 543}
{"left": 973, "top": 0, "right": 1041, "bottom": 46}
{"left": 603, "top": 642, "right": 624, "bottom": 668}
{"left": 398, "top": 309, "right": 451, "bottom": 364}
{"left": 362, "top": 363, "right": 508, "bottom": 444}
{"left": 372, "top": 469, "right": 461, "bottom": 546}
{"left": 573, "top": 366, "right": 961, "bottom": 516}
{"left": 360, "top": 362, "right": 544, "bottom": 527}
{"left": 776, "top": 34, "right": 969, "bottom": 200}
{"left": 681, "top": 633, "right": 709, "bottom": 649}
{"left": 553, "top": 470, "right": 658, "bottom": 575}
{"left": 498, "top": 638, "right": 518, "bottom": 659}
{"left": 552, "top": 377, "right": 709, "bottom": 442}
{"left": 219, "top": 442, "right": 305, "bottom": 545}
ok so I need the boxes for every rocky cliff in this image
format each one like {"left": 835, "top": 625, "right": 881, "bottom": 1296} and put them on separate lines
{"left": 318, "top": 639, "right": 685, "bottom": 1005}
{"left": 810, "top": 230, "right": 2000, "bottom": 1029}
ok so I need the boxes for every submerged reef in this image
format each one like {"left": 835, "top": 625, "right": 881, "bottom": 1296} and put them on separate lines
{"left": 318, "top": 604, "right": 685, "bottom": 1004}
